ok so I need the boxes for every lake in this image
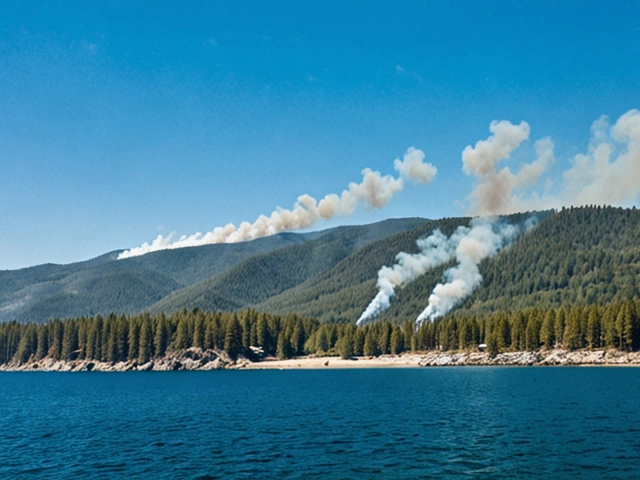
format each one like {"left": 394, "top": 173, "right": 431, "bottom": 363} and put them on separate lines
{"left": 1, "top": 367, "right": 639, "bottom": 479}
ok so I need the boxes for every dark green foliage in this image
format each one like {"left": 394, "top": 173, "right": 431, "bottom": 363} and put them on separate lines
{"left": 256, "top": 217, "right": 473, "bottom": 323}
{"left": 390, "top": 326, "right": 405, "bottom": 355}
{"left": 454, "top": 206, "right": 640, "bottom": 317}
{"left": 337, "top": 327, "right": 355, "bottom": 359}
{"left": 148, "top": 218, "right": 428, "bottom": 316}
{"left": 3, "top": 300, "right": 640, "bottom": 367}
{"left": 0, "top": 309, "right": 320, "bottom": 364}
{"left": 5, "top": 207, "right": 640, "bottom": 330}
{"left": 138, "top": 316, "right": 154, "bottom": 364}
{"left": 540, "top": 310, "right": 556, "bottom": 349}
{"left": 1, "top": 218, "right": 426, "bottom": 324}
{"left": 414, "top": 300, "right": 640, "bottom": 353}
{"left": 486, "top": 332, "right": 500, "bottom": 357}
{"left": 224, "top": 315, "right": 244, "bottom": 359}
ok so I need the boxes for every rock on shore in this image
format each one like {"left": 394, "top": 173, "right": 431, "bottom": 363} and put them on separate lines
{"left": 0, "top": 348, "right": 247, "bottom": 372}
{"left": 418, "top": 349, "right": 640, "bottom": 366}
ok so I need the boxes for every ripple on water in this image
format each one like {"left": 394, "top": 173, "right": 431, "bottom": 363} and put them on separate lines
{"left": 1, "top": 368, "right": 640, "bottom": 478}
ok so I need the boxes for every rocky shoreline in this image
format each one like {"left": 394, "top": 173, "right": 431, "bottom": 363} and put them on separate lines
{"left": 417, "top": 348, "right": 640, "bottom": 366}
{"left": 0, "top": 348, "right": 247, "bottom": 372}
{"left": 2, "top": 347, "right": 640, "bottom": 372}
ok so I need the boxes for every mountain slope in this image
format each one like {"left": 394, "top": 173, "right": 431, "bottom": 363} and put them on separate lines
{"left": 453, "top": 206, "right": 640, "bottom": 316}
{"left": 254, "top": 211, "right": 549, "bottom": 322}
{"left": 4, "top": 207, "right": 639, "bottom": 325}
{"left": 147, "top": 218, "right": 430, "bottom": 314}
{"left": 0, "top": 217, "right": 428, "bottom": 322}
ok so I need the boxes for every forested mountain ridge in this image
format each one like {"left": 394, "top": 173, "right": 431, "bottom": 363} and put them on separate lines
{"left": 453, "top": 206, "right": 640, "bottom": 317}
{"left": 3, "top": 207, "right": 640, "bottom": 326}
{"left": 146, "top": 217, "right": 431, "bottom": 315}
{"left": 255, "top": 211, "right": 550, "bottom": 322}
{"left": 0, "top": 218, "right": 428, "bottom": 323}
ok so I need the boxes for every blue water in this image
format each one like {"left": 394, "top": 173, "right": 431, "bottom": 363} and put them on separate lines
{"left": 1, "top": 368, "right": 639, "bottom": 479}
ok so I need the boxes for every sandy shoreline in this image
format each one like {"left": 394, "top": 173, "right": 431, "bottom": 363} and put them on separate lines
{"left": 244, "top": 349, "right": 640, "bottom": 369}
{"left": 242, "top": 354, "right": 425, "bottom": 369}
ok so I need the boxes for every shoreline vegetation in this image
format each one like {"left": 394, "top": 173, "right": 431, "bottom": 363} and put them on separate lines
{"left": 2, "top": 299, "right": 640, "bottom": 372}
{"left": 2, "top": 347, "right": 640, "bottom": 372}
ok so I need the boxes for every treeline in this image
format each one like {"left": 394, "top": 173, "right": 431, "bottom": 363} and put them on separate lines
{"left": 305, "top": 299, "right": 640, "bottom": 358}
{"left": 436, "top": 300, "right": 640, "bottom": 355}
{"left": 3, "top": 300, "right": 640, "bottom": 366}
{"left": 0, "top": 310, "right": 319, "bottom": 366}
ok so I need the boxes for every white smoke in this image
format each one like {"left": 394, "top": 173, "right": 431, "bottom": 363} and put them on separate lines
{"left": 360, "top": 109, "right": 640, "bottom": 326}
{"left": 356, "top": 228, "right": 463, "bottom": 325}
{"left": 465, "top": 109, "right": 640, "bottom": 215}
{"left": 415, "top": 218, "right": 521, "bottom": 324}
{"left": 118, "top": 148, "right": 437, "bottom": 259}
{"left": 394, "top": 147, "right": 438, "bottom": 184}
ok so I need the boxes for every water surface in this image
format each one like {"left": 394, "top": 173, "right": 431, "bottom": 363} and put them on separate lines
{"left": 1, "top": 367, "right": 639, "bottom": 479}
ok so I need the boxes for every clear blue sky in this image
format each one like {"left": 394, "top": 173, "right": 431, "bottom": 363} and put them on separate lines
{"left": 2, "top": 1, "right": 639, "bottom": 269}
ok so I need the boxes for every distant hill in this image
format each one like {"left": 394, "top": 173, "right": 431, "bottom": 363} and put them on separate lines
{"left": 0, "top": 217, "right": 428, "bottom": 323}
{"left": 146, "top": 217, "right": 429, "bottom": 314}
{"left": 4, "top": 207, "right": 640, "bottom": 325}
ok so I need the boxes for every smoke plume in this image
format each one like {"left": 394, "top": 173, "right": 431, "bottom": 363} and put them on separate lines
{"left": 356, "top": 229, "right": 462, "bottom": 325}
{"left": 118, "top": 148, "right": 437, "bottom": 259}
{"left": 465, "top": 109, "right": 640, "bottom": 215}
{"left": 415, "top": 218, "right": 520, "bottom": 324}
{"left": 359, "top": 109, "right": 640, "bottom": 326}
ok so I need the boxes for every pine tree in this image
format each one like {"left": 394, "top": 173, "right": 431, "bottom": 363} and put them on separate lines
{"left": 276, "top": 331, "right": 293, "bottom": 359}
{"left": 622, "top": 301, "right": 639, "bottom": 351}
{"left": 193, "top": 312, "right": 205, "bottom": 349}
{"left": 127, "top": 319, "right": 140, "bottom": 362}
{"left": 35, "top": 323, "right": 49, "bottom": 360}
{"left": 49, "top": 319, "right": 64, "bottom": 360}
{"left": 563, "top": 309, "right": 583, "bottom": 350}
{"left": 138, "top": 316, "right": 153, "bottom": 364}
{"left": 290, "top": 320, "right": 305, "bottom": 356}
{"left": 173, "top": 314, "right": 192, "bottom": 350}
{"left": 540, "top": 309, "right": 556, "bottom": 349}
{"left": 154, "top": 315, "right": 170, "bottom": 357}
{"left": 525, "top": 316, "right": 540, "bottom": 351}
{"left": 256, "top": 314, "right": 269, "bottom": 350}
{"left": 354, "top": 327, "right": 365, "bottom": 356}
{"left": 511, "top": 312, "right": 526, "bottom": 351}
{"left": 14, "top": 324, "right": 37, "bottom": 364}
{"left": 586, "top": 307, "right": 601, "bottom": 349}
{"left": 402, "top": 321, "right": 415, "bottom": 352}
{"left": 363, "top": 329, "right": 380, "bottom": 356}
{"left": 338, "top": 329, "right": 354, "bottom": 359}
{"left": 116, "top": 315, "right": 129, "bottom": 361}
{"left": 554, "top": 308, "right": 567, "bottom": 347}
{"left": 390, "top": 326, "right": 405, "bottom": 355}
{"left": 486, "top": 332, "right": 500, "bottom": 358}
{"left": 316, "top": 327, "right": 330, "bottom": 353}
{"left": 224, "top": 315, "right": 244, "bottom": 359}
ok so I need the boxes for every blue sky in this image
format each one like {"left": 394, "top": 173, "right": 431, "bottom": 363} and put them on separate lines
{"left": 2, "top": 1, "right": 640, "bottom": 269}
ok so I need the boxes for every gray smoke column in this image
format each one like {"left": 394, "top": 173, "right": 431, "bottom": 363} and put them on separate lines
{"left": 415, "top": 218, "right": 520, "bottom": 324}
{"left": 356, "top": 228, "right": 463, "bottom": 325}
{"left": 118, "top": 147, "right": 437, "bottom": 259}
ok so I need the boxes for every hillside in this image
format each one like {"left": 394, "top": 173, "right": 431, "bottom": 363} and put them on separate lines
{"left": 453, "top": 206, "right": 640, "bottom": 316}
{"left": 255, "top": 211, "right": 550, "bottom": 322}
{"left": 0, "top": 217, "right": 427, "bottom": 323}
{"left": 256, "top": 207, "right": 640, "bottom": 324}
{"left": 147, "top": 217, "right": 430, "bottom": 314}
{"left": 3, "top": 207, "right": 640, "bottom": 325}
